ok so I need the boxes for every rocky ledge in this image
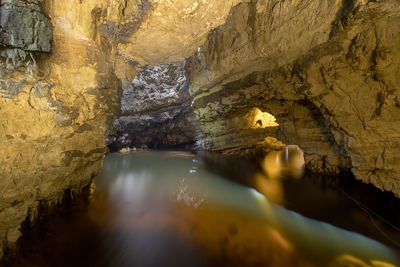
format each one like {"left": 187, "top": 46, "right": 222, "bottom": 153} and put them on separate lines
{"left": 185, "top": 0, "right": 400, "bottom": 195}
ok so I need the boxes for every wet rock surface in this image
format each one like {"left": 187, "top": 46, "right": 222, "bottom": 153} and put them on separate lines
{"left": 109, "top": 63, "right": 198, "bottom": 150}
{"left": 186, "top": 0, "right": 400, "bottom": 195}
{"left": 0, "top": 0, "right": 52, "bottom": 52}
{"left": 0, "top": 0, "right": 123, "bottom": 260}
{"left": 1, "top": 0, "right": 232, "bottom": 258}
{"left": 1, "top": 0, "right": 400, "bottom": 262}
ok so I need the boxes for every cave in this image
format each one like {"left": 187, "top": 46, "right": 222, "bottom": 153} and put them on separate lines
{"left": 1, "top": 0, "right": 400, "bottom": 266}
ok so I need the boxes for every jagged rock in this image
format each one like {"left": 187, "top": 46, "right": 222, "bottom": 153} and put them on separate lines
{"left": 1, "top": 0, "right": 400, "bottom": 261}
{"left": 0, "top": 0, "right": 52, "bottom": 52}
{"left": 115, "top": 0, "right": 242, "bottom": 65}
{"left": 186, "top": 0, "right": 400, "bottom": 195}
{"left": 109, "top": 63, "right": 198, "bottom": 150}
{"left": 1, "top": 0, "right": 232, "bottom": 259}
{"left": 0, "top": 0, "right": 124, "bottom": 260}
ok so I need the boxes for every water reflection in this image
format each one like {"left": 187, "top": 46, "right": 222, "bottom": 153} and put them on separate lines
{"left": 330, "top": 255, "right": 397, "bottom": 267}
{"left": 93, "top": 151, "right": 399, "bottom": 267}
{"left": 7, "top": 151, "right": 400, "bottom": 267}
{"left": 175, "top": 178, "right": 206, "bottom": 208}
{"left": 261, "top": 145, "right": 305, "bottom": 179}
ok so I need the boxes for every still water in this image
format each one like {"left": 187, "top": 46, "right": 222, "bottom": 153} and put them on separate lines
{"left": 8, "top": 150, "right": 400, "bottom": 267}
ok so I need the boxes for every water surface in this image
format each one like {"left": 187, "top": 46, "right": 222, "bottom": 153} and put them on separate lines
{"left": 8, "top": 150, "right": 400, "bottom": 267}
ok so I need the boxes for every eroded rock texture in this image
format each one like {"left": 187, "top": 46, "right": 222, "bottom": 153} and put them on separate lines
{"left": 1, "top": 0, "right": 400, "bottom": 261}
{"left": 116, "top": 0, "right": 242, "bottom": 65}
{"left": 186, "top": 0, "right": 400, "bottom": 195}
{"left": 0, "top": 0, "right": 52, "bottom": 52}
{"left": 0, "top": 0, "right": 243, "bottom": 260}
{"left": 110, "top": 63, "right": 198, "bottom": 150}
{"left": 0, "top": 0, "right": 123, "bottom": 259}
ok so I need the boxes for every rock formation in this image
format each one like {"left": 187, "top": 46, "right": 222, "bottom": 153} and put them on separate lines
{"left": 109, "top": 63, "right": 198, "bottom": 150}
{"left": 1, "top": 0, "right": 400, "bottom": 261}
{"left": 0, "top": 0, "right": 122, "bottom": 259}
{"left": 0, "top": 0, "right": 249, "bottom": 260}
{"left": 186, "top": 0, "right": 400, "bottom": 194}
{"left": 0, "top": 0, "right": 52, "bottom": 52}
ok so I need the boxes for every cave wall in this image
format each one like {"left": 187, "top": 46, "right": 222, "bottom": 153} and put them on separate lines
{"left": 186, "top": 0, "right": 400, "bottom": 195}
{"left": 109, "top": 63, "right": 198, "bottom": 150}
{"left": 1, "top": 0, "right": 400, "bottom": 260}
{"left": 0, "top": 0, "right": 128, "bottom": 258}
{"left": 0, "top": 0, "right": 249, "bottom": 259}
{"left": 115, "top": 0, "right": 243, "bottom": 65}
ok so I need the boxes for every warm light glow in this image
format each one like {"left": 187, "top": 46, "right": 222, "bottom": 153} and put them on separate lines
{"left": 87, "top": 152, "right": 400, "bottom": 267}
{"left": 261, "top": 145, "right": 305, "bottom": 179}
{"left": 370, "top": 260, "right": 397, "bottom": 267}
{"left": 330, "top": 255, "right": 397, "bottom": 267}
{"left": 261, "top": 151, "right": 282, "bottom": 179}
{"left": 254, "top": 172, "right": 284, "bottom": 204}
{"left": 267, "top": 228, "right": 293, "bottom": 251}
{"left": 246, "top": 107, "right": 279, "bottom": 129}
{"left": 166, "top": 151, "right": 196, "bottom": 158}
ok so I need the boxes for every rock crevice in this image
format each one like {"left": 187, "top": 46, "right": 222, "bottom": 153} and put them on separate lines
{"left": 1, "top": 0, "right": 400, "bottom": 261}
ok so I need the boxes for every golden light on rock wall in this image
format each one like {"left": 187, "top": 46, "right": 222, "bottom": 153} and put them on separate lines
{"left": 246, "top": 108, "right": 279, "bottom": 129}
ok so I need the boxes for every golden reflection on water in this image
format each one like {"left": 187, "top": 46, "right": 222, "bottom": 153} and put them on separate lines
{"left": 254, "top": 172, "right": 284, "bottom": 204}
{"left": 261, "top": 145, "right": 305, "bottom": 179}
{"left": 255, "top": 145, "right": 306, "bottom": 204}
{"left": 175, "top": 202, "right": 313, "bottom": 267}
{"left": 165, "top": 151, "right": 196, "bottom": 158}
{"left": 89, "top": 189, "right": 310, "bottom": 266}
{"left": 330, "top": 255, "right": 397, "bottom": 267}
{"left": 86, "top": 151, "right": 400, "bottom": 267}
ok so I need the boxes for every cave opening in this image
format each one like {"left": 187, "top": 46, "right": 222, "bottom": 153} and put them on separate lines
{"left": 245, "top": 107, "right": 279, "bottom": 129}
{"left": 2, "top": 0, "right": 400, "bottom": 266}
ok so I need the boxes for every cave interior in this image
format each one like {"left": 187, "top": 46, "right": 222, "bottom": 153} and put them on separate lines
{"left": 1, "top": 0, "right": 400, "bottom": 266}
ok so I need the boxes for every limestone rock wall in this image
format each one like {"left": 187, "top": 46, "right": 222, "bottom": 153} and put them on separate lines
{"left": 0, "top": 0, "right": 248, "bottom": 260}
{"left": 115, "top": 0, "right": 243, "bottom": 65}
{"left": 0, "top": 0, "right": 126, "bottom": 259}
{"left": 1, "top": 0, "right": 400, "bottom": 260}
{"left": 105, "top": 0, "right": 249, "bottom": 150}
{"left": 186, "top": 0, "right": 400, "bottom": 195}
{"left": 109, "top": 63, "right": 198, "bottom": 150}
{"left": 0, "top": 0, "right": 52, "bottom": 52}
